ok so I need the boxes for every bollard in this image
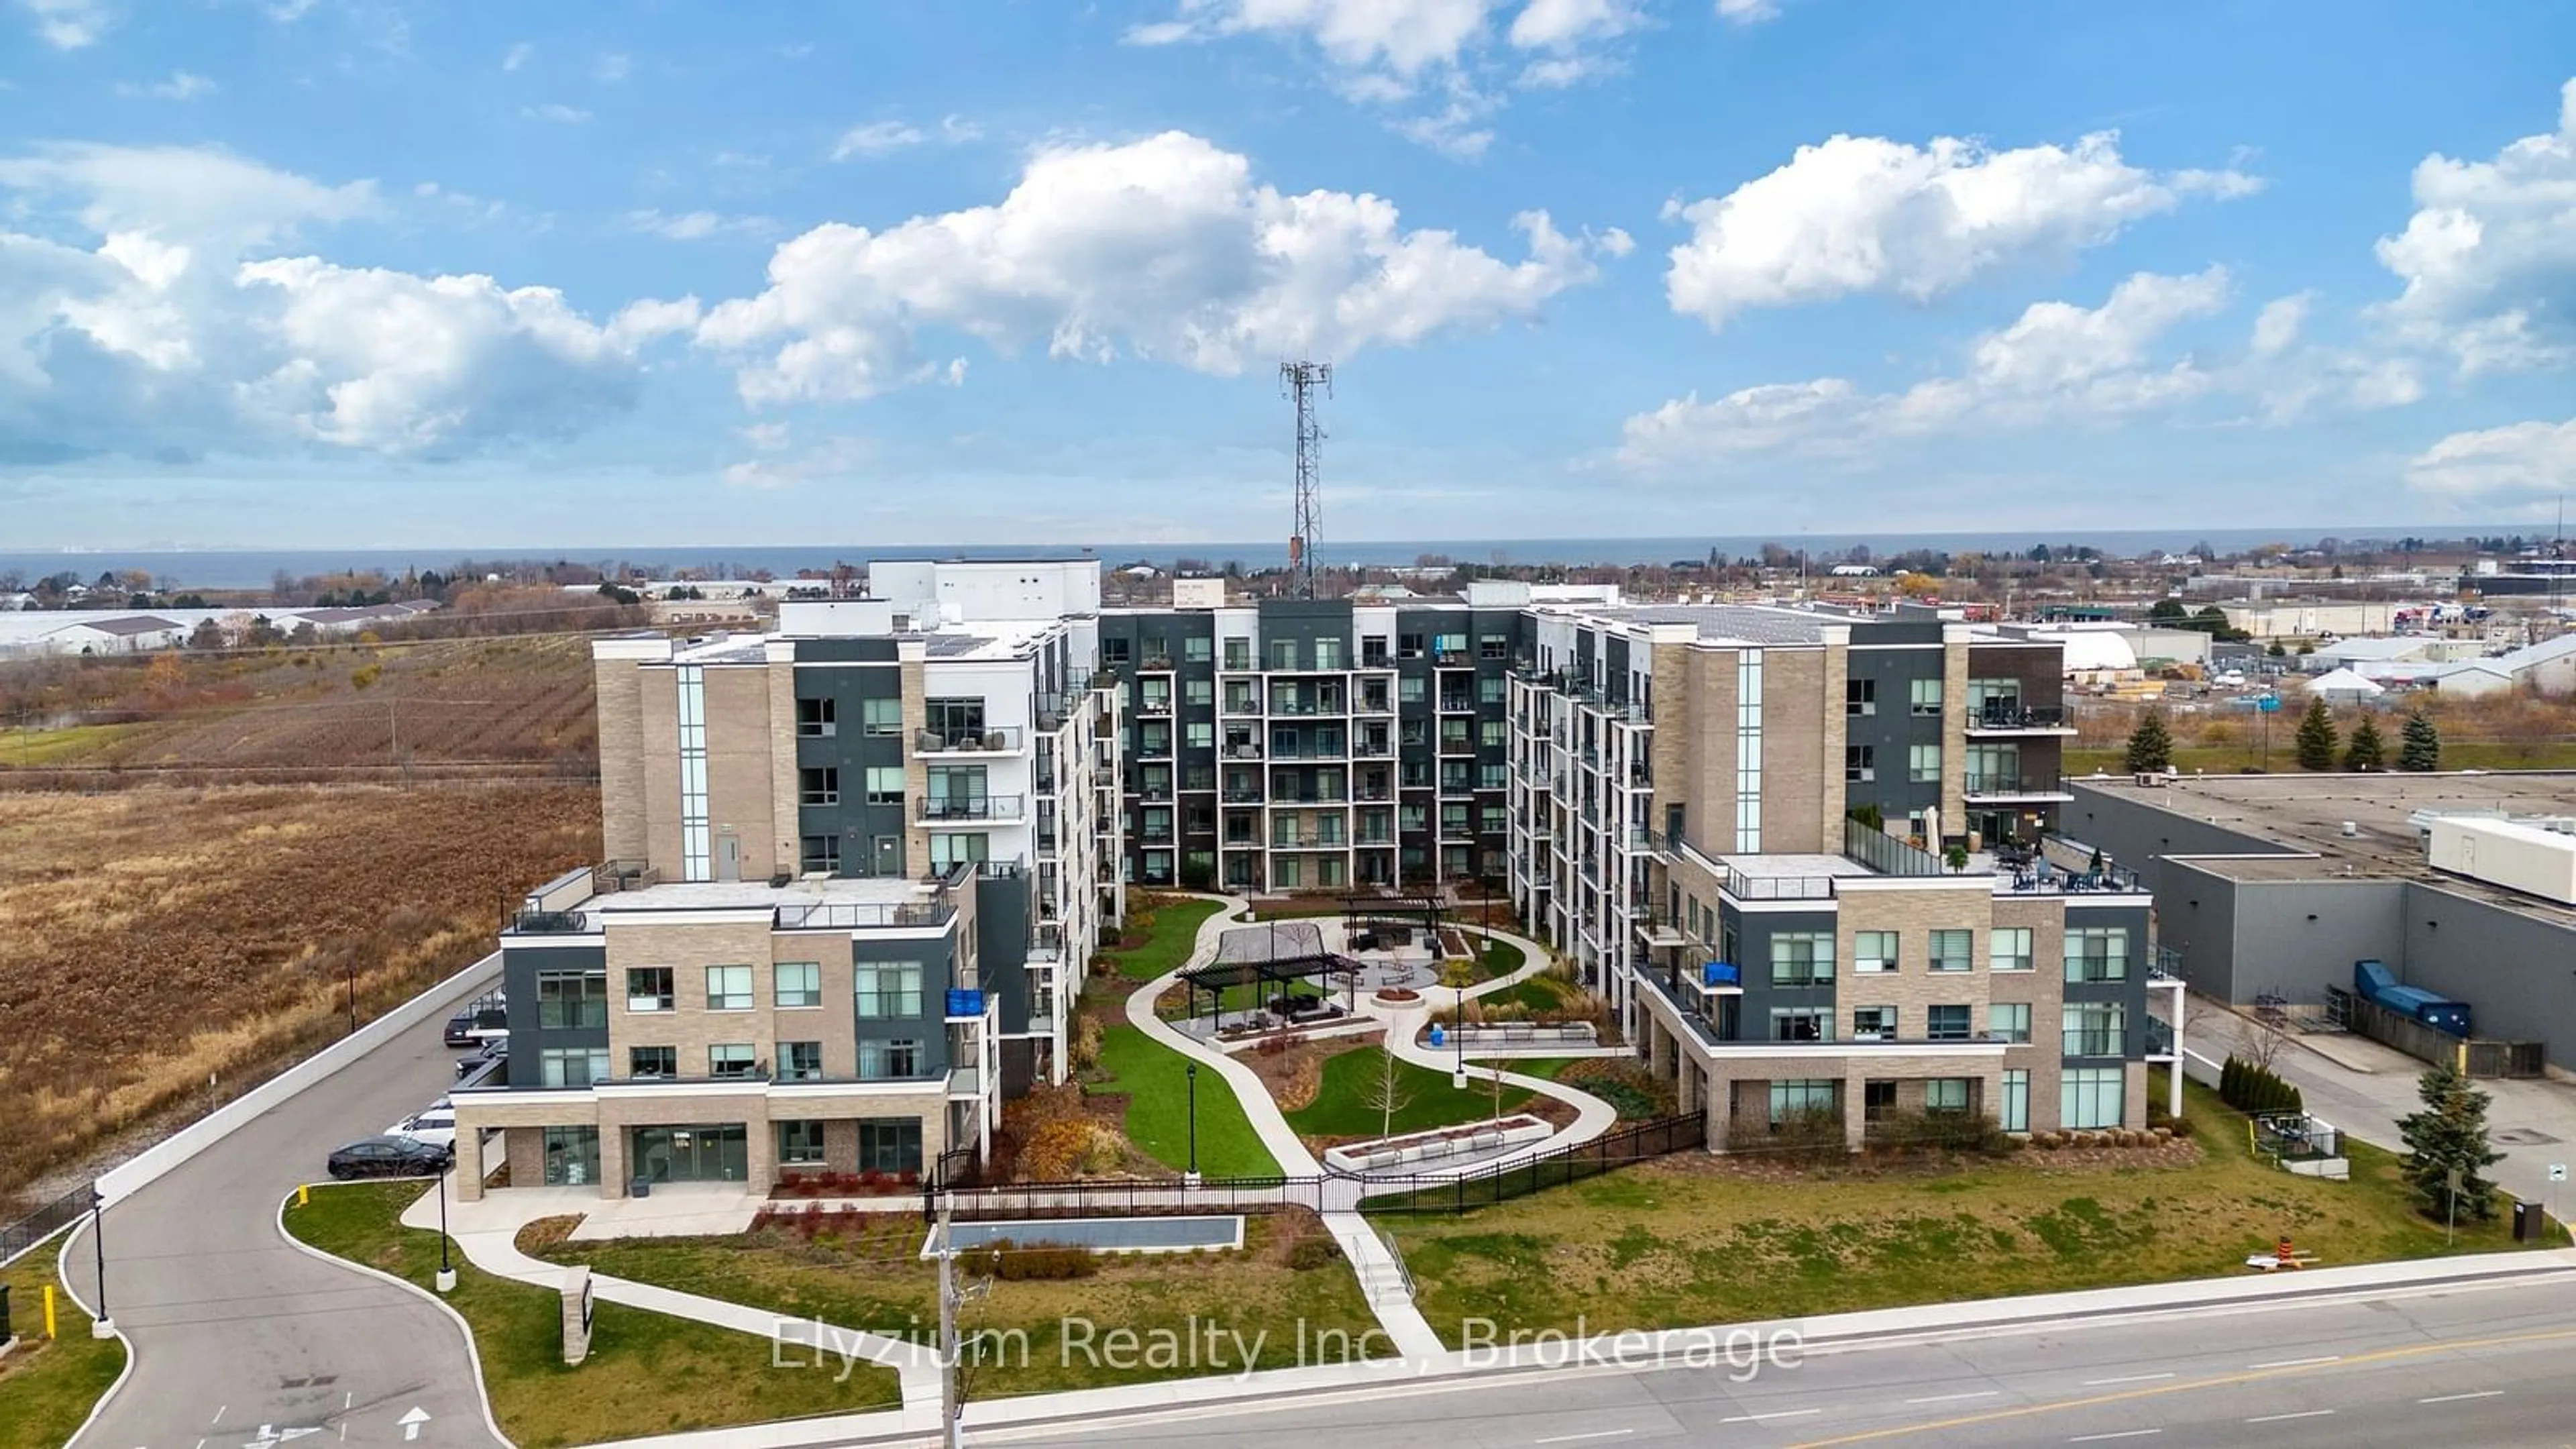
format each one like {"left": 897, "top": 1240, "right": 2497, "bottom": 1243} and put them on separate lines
{"left": 44, "top": 1283, "right": 56, "bottom": 1340}
{"left": 298, "top": 1183, "right": 310, "bottom": 1208}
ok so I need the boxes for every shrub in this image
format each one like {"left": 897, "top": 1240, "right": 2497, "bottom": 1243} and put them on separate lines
{"left": 1287, "top": 1235, "right": 1344, "bottom": 1272}
{"left": 959, "top": 1238, "right": 1099, "bottom": 1281}
{"left": 1868, "top": 1108, "right": 2013, "bottom": 1157}
{"left": 1768, "top": 1106, "right": 1849, "bottom": 1167}
{"left": 1018, "top": 1117, "right": 1120, "bottom": 1181}
{"left": 1070, "top": 1015, "right": 1105, "bottom": 1072}
{"left": 2220, "top": 1055, "right": 2304, "bottom": 1115}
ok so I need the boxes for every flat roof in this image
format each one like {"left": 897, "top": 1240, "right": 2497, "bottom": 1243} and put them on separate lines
{"left": 1576, "top": 604, "right": 1833, "bottom": 647}
{"left": 587, "top": 875, "right": 931, "bottom": 914}
{"left": 1721, "top": 853, "right": 1874, "bottom": 879}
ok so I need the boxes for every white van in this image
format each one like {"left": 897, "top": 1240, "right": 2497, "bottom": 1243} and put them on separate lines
{"left": 389, "top": 1098, "right": 458, "bottom": 1152}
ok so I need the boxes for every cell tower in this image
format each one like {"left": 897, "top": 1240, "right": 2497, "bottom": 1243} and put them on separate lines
{"left": 1281, "top": 360, "right": 1332, "bottom": 598}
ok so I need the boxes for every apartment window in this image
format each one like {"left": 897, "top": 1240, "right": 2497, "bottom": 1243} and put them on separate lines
{"left": 1770, "top": 1008, "right": 1831, "bottom": 1042}
{"left": 775, "top": 961, "right": 822, "bottom": 1008}
{"left": 628, "top": 1045, "right": 676, "bottom": 1079}
{"left": 677, "top": 665, "right": 709, "bottom": 881}
{"left": 1928, "top": 928, "right": 1973, "bottom": 973}
{"left": 859, "top": 1120, "right": 924, "bottom": 1173}
{"left": 540, "top": 1047, "right": 609, "bottom": 1087}
{"left": 859, "top": 1038, "right": 924, "bottom": 1081}
{"left": 930, "top": 832, "right": 988, "bottom": 871}
{"left": 800, "top": 835, "right": 841, "bottom": 873}
{"left": 796, "top": 697, "right": 837, "bottom": 737}
{"left": 1185, "top": 678, "right": 1214, "bottom": 706}
{"left": 709, "top": 1043, "right": 759, "bottom": 1079}
{"left": 2064, "top": 1002, "right": 2127, "bottom": 1058}
{"left": 856, "top": 961, "right": 926, "bottom": 1018}
{"left": 1314, "top": 637, "right": 1345, "bottom": 669}
{"left": 1988, "top": 1002, "right": 2031, "bottom": 1043}
{"left": 1138, "top": 676, "right": 1171, "bottom": 710}
{"left": 1864, "top": 1079, "right": 1898, "bottom": 1120}
{"left": 1223, "top": 638, "right": 1251, "bottom": 670}
{"left": 1441, "top": 760, "right": 1471, "bottom": 791}
{"left": 1990, "top": 926, "right": 2035, "bottom": 972}
{"left": 2064, "top": 926, "right": 2131, "bottom": 983}
{"left": 1853, "top": 930, "right": 1898, "bottom": 974}
{"left": 537, "top": 968, "right": 607, "bottom": 1029}
{"left": 1398, "top": 633, "right": 1424, "bottom": 659}
{"left": 1184, "top": 635, "right": 1213, "bottom": 664}
{"left": 1269, "top": 638, "right": 1299, "bottom": 669}
{"left": 1103, "top": 637, "right": 1132, "bottom": 665}
{"left": 1925, "top": 1077, "right": 1971, "bottom": 1114}
{"left": 1481, "top": 763, "right": 1507, "bottom": 790}
{"left": 1735, "top": 653, "right": 1762, "bottom": 853}
{"left": 1399, "top": 676, "right": 1426, "bottom": 704}
{"left": 1851, "top": 1006, "right": 1896, "bottom": 1039}
{"left": 1361, "top": 636, "right": 1391, "bottom": 667}
{"left": 1480, "top": 719, "right": 1505, "bottom": 747}
{"left": 860, "top": 696, "right": 902, "bottom": 737}
{"left": 626, "top": 967, "right": 673, "bottom": 1013}
{"left": 1480, "top": 675, "right": 1505, "bottom": 703}
{"left": 1434, "top": 633, "right": 1467, "bottom": 659}
{"left": 2061, "top": 1067, "right": 2125, "bottom": 1130}
{"left": 865, "top": 767, "right": 904, "bottom": 806}
{"left": 1770, "top": 931, "right": 1834, "bottom": 985}
{"left": 1768, "top": 1079, "right": 1836, "bottom": 1124}
{"left": 1441, "top": 718, "right": 1470, "bottom": 747}
{"left": 2000, "top": 1069, "right": 2031, "bottom": 1132}
{"left": 799, "top": 766, "right": 840, "bottom": 806}
{"left": 1909, "top": 743, "right": 1941, "bottom": 784}
{"left": 1478, "top": 634, "right": 1509, "bottom": 660}
{"left": 1187, "top": 722, "right": 1214, "bottom": 750}
{"left": 1273, "top": 855, "right": 1303, "bottom": 889}
{"left": 1480, "top": 804, "right": 1507, "bottom": 833}
{"left": 1925, "top": 1004, "right": 1973, "bottom": 1041}
{"left": 777, "top": 1119, "right": 826, "bottom": 1166}
{"left": 1910, "top": 678, "right": 1943, "bottom": 716}
{"left": 1845, "top": 745, "right": 1875, "bottom": 784}
{"left": 1846, "top": 678, "right": 1876, "bottom": 716}
{"left": 704, "top": 965, "right": 753, "bottom": 1012}
{"left": 781, "top": 1040, "right": 825, "bottom": 1081}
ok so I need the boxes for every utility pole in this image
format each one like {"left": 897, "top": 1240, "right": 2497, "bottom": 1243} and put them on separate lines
{"left": 1282, "top": 360, "right": 1332, "bottom": 600}
{"left": 937, "top": 1194, "right": 959, "bottom": 1449}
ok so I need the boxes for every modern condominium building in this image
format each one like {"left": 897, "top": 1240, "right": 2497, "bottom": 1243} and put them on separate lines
{"left": 454, "top": 588, "right": 1123, "bottom": 1200}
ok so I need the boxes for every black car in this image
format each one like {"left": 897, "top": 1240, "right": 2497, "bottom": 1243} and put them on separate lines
{"left": 441, "top": 997, "right": 508, "bottom": 1048}
{"left": 455, "top": 1038, "right": 508, "bottom": 1080}
{"left": 327, "top": 1135, "right": 453, "bottom": 1179}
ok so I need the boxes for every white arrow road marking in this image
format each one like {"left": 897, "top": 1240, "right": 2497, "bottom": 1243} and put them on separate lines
{"left": 398, "top": 1406, "right": 432, "bottom": 1443}
{"left": 241, "top": 1428, "right": 322, "bottom": 1449}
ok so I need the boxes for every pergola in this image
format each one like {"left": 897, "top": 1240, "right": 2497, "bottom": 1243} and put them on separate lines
{"left": 1176, "top": 921, "right": 1356, "bottom": 1021}
{"left": 1338, "top": 890, "right": 1446, "bottom": 949}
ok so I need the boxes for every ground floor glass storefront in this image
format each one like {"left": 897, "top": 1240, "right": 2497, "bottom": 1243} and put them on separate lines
{"left": 631, "top": 1123, "right": 750, "bottom": 1183}
{"left": 542, "top": 1125, "right": 601, "bottom": 1187}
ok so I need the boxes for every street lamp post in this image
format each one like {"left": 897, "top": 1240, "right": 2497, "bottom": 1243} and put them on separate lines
{"left": 436, "top": 1155, "right": 458, "bottom": 1293}
{"left": 88, "top": 1189, "right": 113, "bottom": 1340}
{"left": 1453, "top": 981, "right": 1468, "bottom": 1090}
{"left": 1184, "top": 1063, "right": 1201, "bottom": 1187}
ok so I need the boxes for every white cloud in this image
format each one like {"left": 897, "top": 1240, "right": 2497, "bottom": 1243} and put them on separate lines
{"left": 263, "top": 0, "right": 316, "bottom": 19}
{"left": 593, "top": 52, "right": 631, "bottom": 83}
{"left": 115, "top": 71, "right": 217, "bottom": 101}
{"left": 1618, "top": 268, "right": 2235, "bottom": 471}
{"left": 1664, "top": 129, "right": 2261, "bottom": 330}
{"left": 2373, "top": 76, "right": 2576, "bottom": 374}
{"left": 625, "top": 209, "right": 772, "bottom": 241}
{"left": 832, "top": 121, "right": 925, "bottom": 160}
{"left": 940, "top": 115, "right": 983, "bottom": 144}
{"left": 523, "top": 103, "right": 591, "bottom": 125}
{"left": 1714, "top": 0, "right": 1779, "bottom": 23}
{"left": 0, "top": 143, "right": 377, "bottom": 252}
{"left": 501, "top": 41, "right": 532, "bottom": 71}
{"left": 2408, "top": 416, "right": 2576, "bottom": 504}
{"left": 1508, "top": 0, "right": 1642, "bottom": 50}
{"left": 722, "top": 434, "right": 870, "bottom": 489}
{"left": 21, "top": 0, "right": 109, "bottom": 48}
{"left": 1124, "top": 19, "right": 1197, "bottom": 46}
{"left": 2249, "top": 292, "right": 2308, "bottom": 358}
{"left": 696, "top": 130, "right": 1621, "bottom": 406}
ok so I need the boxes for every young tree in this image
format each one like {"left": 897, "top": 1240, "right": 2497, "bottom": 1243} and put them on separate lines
{"left": 2123, "top": 708, "right": 2175, "bottom": 773}
{"left": 2344, "top": 716, "right": 2385, "bottom": 772}
{"left": 2398, "top": 1064, "right": 2502, "bottom": 1222}
{"left": 2294, "top": 696, "right": 2339, "bottom": 771}
{"left": 2400, "top": 710, "right": 2443, "bottom": 772}
{"left": 1358, "top": 1045, "right": 1416, "bottom": 1142}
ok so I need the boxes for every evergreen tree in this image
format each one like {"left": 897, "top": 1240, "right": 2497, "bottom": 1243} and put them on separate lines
{"left": 2400, "top": 711, "right": 2443, "bottom": 772}
{"left": 2398, "top": 1064, "right": 2502, "bottom": 1222}
{"left": 2344, "top": 716, "right": 2385, "bottom": 772}
{"left": 2123, "top": 708, "right": 2175, "bottom": 773}
{"left": 2294, "top": 696, "right": 2339, "bottom": 771}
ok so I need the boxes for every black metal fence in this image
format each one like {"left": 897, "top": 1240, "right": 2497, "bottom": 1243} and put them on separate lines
{"left": 1, "top": 1182, "right": 93, "bottom": 1268}
{"left": 1359, "top": 1113, "right": 1703, "bottom": 1216}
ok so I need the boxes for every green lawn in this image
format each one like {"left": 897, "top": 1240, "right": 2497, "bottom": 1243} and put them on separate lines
{"left": 282, "top": 1182, "right": 898, "bottom": 1446}
{"left": 0, "top": 1242, "right": 125, "bottom": 1449}
{"left": 1286, "top": 1047, "right": 1539, "bottom": 1140}
{"left": 1487, "top": 972, "right": 1578, "bottom": 1014}
{"left": 1392, "top": 1079, "right": 2538, "bottom": 1346}
{"left": 1470, "top": 936, "right": 1527, "bottom": 981}
{"left": 0, "top": 722, "right": 151, "bottom": 768}
{"left": 1105, "top": 898, "right": 1224, "bottom": 981}
{"left": 535, "top": 1212, "right": 1387, "bottom": 1398}
{"left": 1091, "top": 1023, "right": 1281, "bottom": 1177}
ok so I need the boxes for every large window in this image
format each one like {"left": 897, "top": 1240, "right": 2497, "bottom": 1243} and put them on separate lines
{"left": 929, "top": 832, "right": 988, "bottom": 870}
{"left": 781, "top": 1040, "right": 824, "bottom": 1081}
{"left": 859, "top": 695, "right": 902, "bottom": 737}
{"left": 799, "top": 767, "right": 839, "bottom": 806}
{"left": 1770, "top": 931, "right": 1835, "bottom": 985}
{"left": 1909, "top": 678, "right": 1943, "bottom": 716}
{"left": 1987, "top": 1002, "right": 2032, "bottom": 1043}
{"left": 1846, "top": 679, "right": 1875, "bottom": 717}
{"left": 1845, "top": 745, "right": 1875, "bottom": 784}
{"left": 800, "top": 835, "right": 841, "bottom": 873}
{"left": 539, "top": 1047, "right": 608, "bottom": 1087}
{"left": 2065, "top": 926, "right": 2131, "bottom": 983}
{"left": 537, "top": 967, "right": 608, "bottom": 1029}
{"left": 1851, "top": 1005, "right": 1896, "bottom": 1038}
{"left": 1909, "top": 743, "right": 1941, "bottom": 784}
{"left": 1928, "top": 929, "right": 1973, "bottom": 973}
{"left": 796, "top": 697, "right": 836, "bottom": 737}
{"left": 2061, "top": 1067, "right": 2125, "bottom": 1130}
{"left": 1925, "top": 1077, "right": 1972, "bottom": 1113}
{"left": 1853, "top": 930, "right": 1898, "bottom": 974}
{"left": 628, "top": 1045, "right": 675, "bottom": 1078}
{"left": 775, "top": 961, "right": 822, "bottom": 1008}
{"left": 1926, "top": 1004, "right": 1973, "bottom": 1040}
{"left": 777, "top": 1119, "right": 826, "bottom": 1167}
{"left": 2063, "top": 1002, "right": 2127, "bottom": 1057}
{"left": 1479, "top": 633, "right": 1511, "bottom": 660}
{"left": 859, "top": 1120, "right": 924, "bottom": 1173}
{"left": 1185, "top": 635, "right": 1214, "bottom": 664}
{"left": 925, "top": 697, "right": 987, "bottom": 745}
{"left": 1990, "top": 927, "right": 2034, "bottom": 973}
{"left": 856, "top": 962, "right": 926, "bottom": 1018}
{"left": 1185, "top": 678, "right": 1214, "bottom": 706}
{"left": 705, "top": 965, "right": 753, "bottom": 1012}
{"left": 859, "top": 1039, "right": 923, "bottom": 1080}
{"left": 542, "top": 1126, "right": 600, "bottom": 1187}
{"left": 865, "top": 767, "right": 904, "bottom": 806}
{"left": 1768, "top": 1079, "right": 1837, "bottom": 1124}
{"left": 708, "top": 1043, "right": 758, "bottom": 1078}
{"left": 1223, "top": 637, "right": 1251, "bottom": 670}
{"left": 1399, "top": 676, "right": 1426, "bottom": 703}
{"left": 2000, "top": 1069, "right": 2031, "bottom": 1133}
{"left": 1770, "top": 1008, "right": 1831, "bottom": 1042}
{"left": 626, "top": 967, "right": 673, "bottom": 1013}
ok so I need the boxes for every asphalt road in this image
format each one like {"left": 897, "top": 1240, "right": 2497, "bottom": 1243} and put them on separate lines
{"left": 978, "top": 1270, "right": 2576, "bottom": 1448}
{"left": 61, "top": 971, "right": 508, "bottom": 1449}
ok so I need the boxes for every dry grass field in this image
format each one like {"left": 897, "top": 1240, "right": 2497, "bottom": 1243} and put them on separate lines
{"left": 0, "top": 783, "right": 598, "bottom": 1208}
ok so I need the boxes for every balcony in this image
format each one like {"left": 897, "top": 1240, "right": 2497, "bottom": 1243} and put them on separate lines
{"left": 1438, "top": 696, "right": 1475, "bottom": 714}
{"left": 1968, "top": 703, "right": 2076, "bottom": 736}
{"left": 917, "top": 794, "right": 1026, "bottom": 824}
{"left": 1221, "top": 694, "right": 1264, "bottom": 718}
{"left": 1353, "top": 737, "right": 1393, "bottom": 757}
{"left": 1356, "top": 693, "right": 1394, "bottom": 715}
{"left": 774, "top": 900, "right": 957, "bottom": 930}
{"left": 1269, "top": 788, "right": 1348, "bottom": 804}
{"left": 1139, "top": 653, "right": 1175, "bottom": 672}
{"left": 1133, "top": 737, "right": 1174, "bottom": 761}
{"left": 1223, "top": 834, "right": 1261, "bottom": 849}
{"left": 1267, "top": 696, "right": 1348, "bottom": 716}
{"left": 1354, "top": 784, "right": 1393, "bottom": 802}
{"left": 1271, "top": 834, "right": 1343, "bottom": 850}
{"left": 1222, "top": 784, "right": 1265, "bottom": 803}
{"left": 1136, "top": 781, "right": 1175, "bottom": 802}
{"left": 1432, "top": 647, "right": 1471, "bottom": 667}
{"left": 1964, "top": 774, "right": 2076, "bottom": 803}
{"left": 1223, "top": 740, "right": 1265, "bottom": 761}
{"left": 1637, "top": 970, "right": 2012, "bottom": 1055}
{"left": 1135, "top": 696, "right": 1173, "bottom": 717}
{"left": 917, "top": 726, "right": 1024, "bottom": 755}
{"left": 1721, "top": 868, "right": 1837, "bottom": 900}
{"left": 507, "top": 908, "right": 593, "bottom": 935}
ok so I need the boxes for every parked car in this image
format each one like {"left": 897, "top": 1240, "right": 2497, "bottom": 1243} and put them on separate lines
{"left": 327, "top": 1135, "right": 452, "bottom": 1180}
{"left": 388, "top": 1099, "right": 458, "bottom": 1151}
{"left": 442, "top": 994, "right": 508, "bottom": 1048}
{"left": 454, "top": 1038, "right": 506, "bottom": 1080}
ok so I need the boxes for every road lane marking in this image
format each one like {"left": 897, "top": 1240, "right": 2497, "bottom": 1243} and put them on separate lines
{"left": 2069, "top": 1433, "right": 2161, "bottom": 1443}
{"left": 1723, "top": 1409, "right": 1822, "bottom": 1424}
{"left": 215, "top": 1407, "right": 227, "bottom": 1424}
{"left": 2249, "top": 1355, "right": 2340, "bottom": 1369}
{"left": 2418, "top": 1391, "right": 2504, "bottom": 1404}
{"left": 1535, "top": 1433, "right": 1635, "bottom": 1445}
{"left": 2246, "top": 1409, "right": 2333, "bottom": 1424}
{"left": 1905, "top": 1391, "right": 2000, "bottom": 1405}
{"left": 1786, "top": 1325, "right": 2576, "bottom": 1448}
{"left": 2080, "top": 1373, "right": 2174, "bottom": 1387}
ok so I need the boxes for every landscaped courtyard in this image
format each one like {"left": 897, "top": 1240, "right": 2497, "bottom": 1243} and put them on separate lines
{"left": 0, "top": 1244, "right": 125, "bottom": 1449}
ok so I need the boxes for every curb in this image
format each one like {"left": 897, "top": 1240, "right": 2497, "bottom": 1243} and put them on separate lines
{"left": 52, "top": 1218, "right": 135, "bottom": 1449}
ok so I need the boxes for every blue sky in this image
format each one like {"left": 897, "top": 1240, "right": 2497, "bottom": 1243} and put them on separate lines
{"left": 1, "top": 0, "right": 2572, "bottom": 551}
